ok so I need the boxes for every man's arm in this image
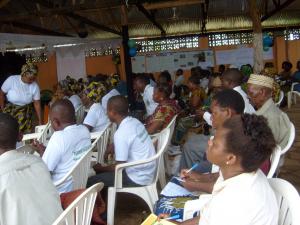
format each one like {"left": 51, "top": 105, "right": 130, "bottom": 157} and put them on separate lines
{"left": 93, "top": 161, "right": 125, "bottom": 173}
{"left": 146, "top": 120, "right": 164, "bottom": 135}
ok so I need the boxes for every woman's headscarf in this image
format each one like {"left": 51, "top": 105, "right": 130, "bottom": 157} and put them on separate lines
{"left": 21, "top": 63, "right": 38, "bottom": 77}
{"left": 59, "top": 76, "right": 83, "bottom": 95}
{"left": 83, "top": 81, "right": 107, "bottom": 103}
{"left": 106, "top": 74, "right": 120, "bottom": 89}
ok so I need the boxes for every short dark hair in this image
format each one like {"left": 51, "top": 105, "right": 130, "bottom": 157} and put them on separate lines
{"left": 159, "top": 70, "right": 172, "bottom": 83}
{"left": 223, "top": 114, "right": 276, "bottom": 172}
{"left": 0, "top": 113, "right": 19, "bottom": 149}
{"left": 50, "top": 99, "right": 76, "bottom": 123}
{"left": 135, "top": 74, "right": 150, "bottom": 85}
{"left": 222, "top": 69, "right": 243, "bottom": 86}
{"left": 108, "top": 95, "right": 129, "bottom": 117}
{"left": 155, "top": 83, "right": 172, "bottom": 98}
{"left": 176, "top": 69, "right": 183, "bottom": 75}
{"left": 212, "top": 89, "right": 245, "bottom": 114}
{"left": 188, "top": 74, "right": 200, "bottom": 85}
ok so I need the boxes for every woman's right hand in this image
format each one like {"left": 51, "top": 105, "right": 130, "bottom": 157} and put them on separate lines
{"left": 180, "top": 169, "right": 202, "bottom": 181}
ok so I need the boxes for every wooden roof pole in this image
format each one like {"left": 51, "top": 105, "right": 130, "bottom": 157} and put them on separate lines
{"left": 143, "top": 0, "right": 204, "bottom": 10}
{"left": 248, "top": 0, "right": 263, "bottom": 73}
{"left": 121, "top": 4, "right": 134, "bottom": 109}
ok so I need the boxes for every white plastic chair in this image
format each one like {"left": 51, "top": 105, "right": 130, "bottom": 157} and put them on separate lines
{"left": 107, "top": 128, "right": 171, "bottom": 225}
{"left": 276, "top": 91, "right": 284, "bottom": 107}
{"left": 269, "top": 178, "right": 300, "bottom": 225}
{"left": 22, "top": 121, "right": 52, "bottom": 145}
{"left": 277, "top": 123, "right": 296, "bottom": 175}
{"left": 76, "top": 105, "right": 85, "bottom": 124}
{"left": 288, "top": 82, "right": 300, "bottom": 108}
{"left": 150, "top": 115, "right": 178, "bottom": 188}
{"left": 90, "top": 123, "right": 112, "bottom": 164}
{"left": 54, "top": 144, "right": 94, "bottom": 192}
{"left": 52, "top": 182, "right": 104, "bottom": 225}
{"left": 267, "top": 146, "right": 281, "bottom": 178}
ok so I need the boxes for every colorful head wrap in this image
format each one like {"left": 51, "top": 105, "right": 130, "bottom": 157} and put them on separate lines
{"left": 83, "top": 81, "right": 107, "bottom": 103}
{"left": 106, "top": 74, "right": 120, "bottom": 89}
{"left": 59, "top": 77, "right": 82, "bottom": 95}
{"left": 21, "top": 63, "right": 38, "bottom": 77}
{"left": 247, "top": 74, "right": 274, "bottom": 89}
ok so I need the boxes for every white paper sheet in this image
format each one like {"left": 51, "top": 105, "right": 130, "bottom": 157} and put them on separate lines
{"left": 161, "top": 178, "right": 195, "bottom": 197}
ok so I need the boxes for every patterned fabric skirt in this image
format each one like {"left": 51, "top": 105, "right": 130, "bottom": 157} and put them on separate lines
{"left": 3, "top": 103, "right": 33, "bottom": 133}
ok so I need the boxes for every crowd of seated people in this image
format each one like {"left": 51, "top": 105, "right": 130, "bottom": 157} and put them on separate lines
{"left": 0, "top": 62, "right": 295, "bottom": 225}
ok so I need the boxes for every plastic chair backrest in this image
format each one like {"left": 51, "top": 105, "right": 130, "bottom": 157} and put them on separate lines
{"left": 114, "top": 128, "right": 170, "bottom": 188}
{"left": 76, "top": 105, "right": 85, "bottom": 124}
{"left": 276, "top": 91, "right": 284, "bottom": 106}
{"left": 267, "top": 146, "right": 281, "bottom": 178}
{"left": 281, "top": 123, "right": 295, "bottom": 155}
{"left": 52, "top": 183, "right": 104, "bottom": 225}
{"left": 269, "top": 178, "right": 300, "bottom": 225}
{"left": 93, "top": 123, "right": 112, "bottom": 164}
{"left": 54, "top": 145, "right": 94, "bottom": 191}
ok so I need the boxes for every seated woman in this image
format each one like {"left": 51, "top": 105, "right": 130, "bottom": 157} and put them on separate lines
{"left": 171, "top": 74, "right": 206, "bottom": 146}
{"left": 82, "top": 81, "right": 110, "bottom": 132}
{"left": 161, "top": 114, "right": 279, "bottom": 225}
{"left": 145, "top": 83, "right": 180, "bottom": 135}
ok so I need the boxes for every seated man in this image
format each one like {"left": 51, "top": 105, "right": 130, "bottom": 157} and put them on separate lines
{"left": 180, "top": 89, "right": 245, "bottom": 172}
{"left": 134, "top": 74, "right": 158, "bottom": 117}
{"left": 0, "top": 113, "right": 62, "bottom": 225}
{"left": 247, "top": 74, "right": 291, "bottom": 149}
{"left": 87, "top": 95, "right": 156, "bottom": 187}
{"left": 34, "top": 99, "right": 91, "bottom": 193}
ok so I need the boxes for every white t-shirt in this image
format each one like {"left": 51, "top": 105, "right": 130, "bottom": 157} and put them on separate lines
{"left": 69, "top": 94, "right": 82, "bottom": 111}
{"left": 42, "top": 124, "right": 91, "bottom": 193}
{"left": 1, "top": 75, "right": 40, "bottom": 106}
{"left": 0, "top": 150, "right": 62, "bottom": 225}
{"left": 175, "top": 75, "right": 185, "bottom": 87}
{"left": 199, "top": 170, "right": 278, "bottom": 225}
{"left": 142, "top": 84, "right": 158, "bottom": 116}
{"left": 101, "top": 89, "right": 120, "bottom": 112}
{"left": 83, "top": 103, "right": 110, "bottom": 132}
{"left": 114, "top": 116, "right": 156, "bottom": 185}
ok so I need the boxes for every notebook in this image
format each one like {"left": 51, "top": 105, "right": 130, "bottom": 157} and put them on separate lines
{"left": 141, "top": 214, "right": 176, "bottom": 225}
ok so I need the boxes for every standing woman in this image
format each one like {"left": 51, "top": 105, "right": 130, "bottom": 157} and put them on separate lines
{"left": 0, "top": 63, "right": 42, "bottom": 133}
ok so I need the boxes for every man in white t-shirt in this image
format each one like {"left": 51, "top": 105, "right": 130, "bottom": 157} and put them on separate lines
{"left": 101, "top": 88, "right": 120, "bottom": 112}
{"left": 0, "top": 113, "right": 62, "bottom": 225}
{"left": 83, "top": 102, "right": 110, "bottom": 132}
{"left": 134, "top": 74, "right": 158, "bottom": 116}
{"left": 87, "top": 95, "right": 156, "bottom": 187}
{"left": 33, "top": 99, "right": 91, "bottom": 193}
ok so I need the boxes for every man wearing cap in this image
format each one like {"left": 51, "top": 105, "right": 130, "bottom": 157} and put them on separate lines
{"left": 247, "top": 74, "right": 291, "bottom": 149}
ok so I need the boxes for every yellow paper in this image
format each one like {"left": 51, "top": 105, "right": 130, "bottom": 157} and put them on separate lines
{"left": 141, "top": 214, "right": 176, "bottom": 225}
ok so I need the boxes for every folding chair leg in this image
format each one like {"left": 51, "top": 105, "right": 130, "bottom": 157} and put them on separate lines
{"left": 288, "top": 92, "right": 292, "bottom": 109}
{"left": 158, "top": 160, "right": 166, "bottom": 189}
{"left": 107, "top": 187, "right": 116, "bottom": 225}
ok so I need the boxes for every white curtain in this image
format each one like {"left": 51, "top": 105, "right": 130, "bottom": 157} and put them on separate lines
{"left": 56, "top": 47, "right": 86, "bottom": 81}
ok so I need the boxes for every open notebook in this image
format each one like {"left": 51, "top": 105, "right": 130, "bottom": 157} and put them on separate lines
{"left": 141, "top": 214, "right": 176, "bottom": 225}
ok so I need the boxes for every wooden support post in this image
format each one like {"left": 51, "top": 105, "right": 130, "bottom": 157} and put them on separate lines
{"left": 122, "top": 25, "right": 134, "bottom": 109}
{"left": 248, "top": 0, "right": 263, "bottom": 73}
